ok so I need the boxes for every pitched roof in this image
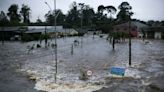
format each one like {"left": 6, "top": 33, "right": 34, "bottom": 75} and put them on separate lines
{"left": 0, "top": 27, "right": 22, "bottom": 33}
{"left": 146, "top": 26, "right": 164, "bottom": 32}
{"left": 115, "top": 21, "right": 148, "bottom": 28}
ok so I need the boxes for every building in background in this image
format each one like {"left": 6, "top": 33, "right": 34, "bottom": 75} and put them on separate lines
{"left": 145, "top": 26, "right": 164, "bottom": 39}
{"left": 113, "top": 21, "right": 148, "bottom": 37}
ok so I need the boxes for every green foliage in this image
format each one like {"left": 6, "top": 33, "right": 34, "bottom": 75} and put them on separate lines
{"left": 0, "top": 11, "right": 9, "bottom": 26}
{"left": 98, "top": 5, "right": 105, "bottom": 13}
{"left": 1, "top": 4, "right": 31, "bottom": 26}
{"left": 7, "top": 4, "right": 21, "bottom": 23}
{"left": 82, "top": 6, "right": 95, "bottom": 26}
{"left": 117, "top": 2, "right": 133, "bottom": 22}
{"left": 45, "top": 9, "right": 65, "bottom": 25}
{"left": 99, "top": 24, "right": 113, "bottom": 33}
{"left": 105, "top": 6, "right": 117, "bottom": 19}
{"left": 65, "top": 2, "right": 81, "bottom": 28}
{"left": 20, "top": 4, "right": 31, "bottom": 23}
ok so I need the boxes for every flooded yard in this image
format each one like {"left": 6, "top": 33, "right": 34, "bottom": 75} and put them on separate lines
{"left": 0, "top": 35, "right": 164, "bottom": 92}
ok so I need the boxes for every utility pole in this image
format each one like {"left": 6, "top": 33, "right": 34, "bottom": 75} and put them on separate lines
{"left": 79, "top": 3, "right": 84, "bottom": 48}
{"left": 128, "top": 20, "right": 131, "bottom": 66}
{"left": 54, "top": 0, "right": 58, "bottom": 83}
{"left": 45, "top": 0, "right": 58, "bottom": 82}
{"left": 128, "top": 12, "right": 133, "bottom": 66}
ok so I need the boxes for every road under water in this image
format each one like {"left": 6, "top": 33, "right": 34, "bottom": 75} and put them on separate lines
{"left": 0, "top": 35, "right": 164, "bottom": 92}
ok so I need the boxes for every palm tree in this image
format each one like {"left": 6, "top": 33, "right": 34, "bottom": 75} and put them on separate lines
{"left": 20, "top": 4, "right": 31, "bottom": 23}
{"left": 105, "top": 6, "right": 117, "bottom": 20}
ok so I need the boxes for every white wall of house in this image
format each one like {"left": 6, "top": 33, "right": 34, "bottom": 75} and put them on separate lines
{"left": 155, "top": 32, "right": 162, "bottom": 39}
{"left": 138, "top": 32, "right": 143, "bottom": 38}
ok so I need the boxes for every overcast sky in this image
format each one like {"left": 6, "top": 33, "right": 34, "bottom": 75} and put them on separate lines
{"left": 0, "top": 0, "right": 164, "bottom": 22}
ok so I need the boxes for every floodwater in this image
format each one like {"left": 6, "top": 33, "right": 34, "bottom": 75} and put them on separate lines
{"left": 0, "top": 34, "right": 164, "bottom": 92}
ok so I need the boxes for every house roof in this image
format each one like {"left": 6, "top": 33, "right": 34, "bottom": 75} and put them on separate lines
{"left": 25, "top": 27, "right": 77, "bottom": 34}
{"left": 115, "top": 21, "right": 148, "bottom": 28}
{"left": 146, "top": 26, "right": 164, "bottom": 32}
{"left": 76, "top": 29, "right": 87, "bottom": 33}
{"left": 0, "top": 27, "right": 22, "bottom": 33}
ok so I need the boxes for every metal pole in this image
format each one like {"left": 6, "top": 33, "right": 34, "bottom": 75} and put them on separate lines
{"left": 128, "top": 20, "right": 131, "bottom": 66}
{"left": 45, "top": 2, "right": 52, "bottom": 12}
{"left": 71, "top": 44, "right": 74, "bottom": 55}
{"left": 81, "top": 9, "right": 83, "bottom": 48}
{"left": 79, "top": 3, "right": 84, "bottom": 48}
{"left": 54, "top": 0, "right": 58, "bottom": 83}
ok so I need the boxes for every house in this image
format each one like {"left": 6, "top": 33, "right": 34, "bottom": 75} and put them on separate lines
{"left": 0, "top": 27, "right": 24, "bottom": 40}
{"left": 145, "top": 26, "right": 164, "bottom": 39}
{"left": 25, "top": 26, "right": 79, "bottom": 37}
{"left": 66, "top": 28, "right": 78, "bottom": 36}
{"left": 76, "top": 29, "right": 88, "bottom": 36}
{"left": 25, "top": 26, "right": 64, "bottom": 38}
{"left": 113, "top": 21, "right": 148, "bottom": 37}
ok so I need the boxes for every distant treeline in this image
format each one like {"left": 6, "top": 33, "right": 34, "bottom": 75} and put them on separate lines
{"left": 0, "top": 1, "right": 164, "bottom": 33}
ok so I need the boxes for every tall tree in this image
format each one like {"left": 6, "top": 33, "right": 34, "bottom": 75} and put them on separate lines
{"left": 45, "top": 11, "right": 53, "bottom": 24}
{"left": 117, "top": 2, "right": 133, "bottom": 22}
{"left": 98, "top": 5, "right": 105, "bottom": 14}
{"left": 105, "top": 6, "right": 117, "bottom": 19}
{"left": 20, "top": 4, "right": 31, "bottom": 24}
{"left": 7, "top": 4, "right": 21, "bottom": 23}
{"left": 0, "top": 11, "right": 9, "bottom": 26}
{"left": 45, "top": 9, "right": 65, "bottom": 25}
{"left": 83, "top": 5, "right": 95, "bottom": 26}
{"left": 66, "top": 1, "right": 80, "bottom": 28}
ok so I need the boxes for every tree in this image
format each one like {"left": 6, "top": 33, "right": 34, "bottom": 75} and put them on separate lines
{"left": 20, "top": 4, "right": 31, "bottom": 24}
{"left": 105, "top": 6, "right": 117, "bottom": 19}
{"left": 7, "top": 4, "right": 21, "bottom": 23}
{"left": 98, "top": 5, "right": 105, "bottom": 14}
{"left": 45, "top": 11, "right": 53, "bottom": 24}
{"left": 55, "top": 10, "right": 65, "bottom": 25}
{"left": 36, "top": 17, "right": 42, "bottom": 24}
{"left": 0, "top": 11, "right": 9, "bottom": 26}
{"left": 45, "top": 9, "right": 65, "bottom": 25}
{"left": 117, "top": 2, "right": 133, "bottom": 22}
{"left": 81, "top": 5, "right": 95, "bottom": 26}
{"left": 66, "top": 1, "right": 81, "bottom": 28}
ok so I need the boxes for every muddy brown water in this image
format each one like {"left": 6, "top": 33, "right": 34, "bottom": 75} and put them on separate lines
{"left": 0, "top": 35, "right": 164, "bottom": 92}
